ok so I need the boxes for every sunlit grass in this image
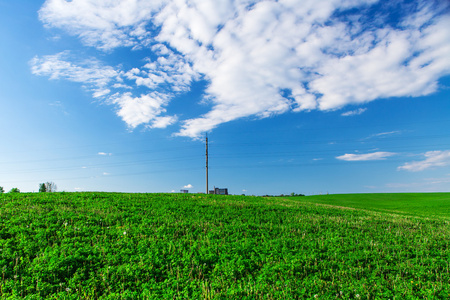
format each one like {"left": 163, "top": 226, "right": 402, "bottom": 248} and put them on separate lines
{"left": 0, "top": 192, "right": 449, "bottom": 299}
{"left": 295, "top": 193, "right": 450, "bottom": 219}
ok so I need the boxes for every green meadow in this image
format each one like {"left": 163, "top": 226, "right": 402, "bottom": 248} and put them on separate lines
{"left": 0, "top": 192, "right": 449, "bottom": 299}
{"left": 296, "top": 193, "right": 450, "bottom": 219}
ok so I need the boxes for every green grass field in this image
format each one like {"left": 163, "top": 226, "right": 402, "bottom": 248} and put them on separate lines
{"left": 294, "top": 193, "right": 450, "bottom": 219}
{"left": 0, "top": 192, "right": 449, "bottom": 299}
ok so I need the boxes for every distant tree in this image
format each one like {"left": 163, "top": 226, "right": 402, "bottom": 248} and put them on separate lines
{"left": 9, "top": 188, "right": 20, "bottom": 193}
{"left": 45, "top": 182, "right": 57, "bottom": 193}
{"left": 39, "top": 183, "right": 47, "bottom": 193}
{"left": 0, "top": 186, "right": 4, "bottom": 193}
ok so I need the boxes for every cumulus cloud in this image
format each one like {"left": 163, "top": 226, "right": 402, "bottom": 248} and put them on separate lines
{"left": 38, "top": 0, "right": 165, "bottom": 50}
{"left": 30, "top": 51, "right": 181, "bottom": 129}
{"left": 125, "top": 44, "right": 199, "bottom": 92}
{"left": 112, "top": 92, "right": 170, "bottom": 129}
{"left": 183, "top": 184, "right": 193, "bottom": 189}
{"left": 398, "top": 150, "right": 450, "bottom": 171}
{"left": 33, "top": 0, "right": 450, "bottom": 137}
{"left": 336, "top": 152, "right": 396, "bottom": 161}
{"left": 148, "top": 115, "right": 178, "bottom": 129}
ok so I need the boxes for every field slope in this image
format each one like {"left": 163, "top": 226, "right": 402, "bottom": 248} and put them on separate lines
{"left": 293, "top": 193, "right": 450, "bottom": 219}
{"left": 0, "top": 192, "right": 449, "bottom": 299}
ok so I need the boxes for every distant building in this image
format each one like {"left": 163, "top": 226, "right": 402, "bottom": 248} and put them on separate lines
{"left": 180, "top": 189, "right": 189, "bottom": 193}
{"left": 216, "top": 188, "right": 228, "bottom": 195}
{"left": 209, "top": 187, "right": 228, "bottom": 195}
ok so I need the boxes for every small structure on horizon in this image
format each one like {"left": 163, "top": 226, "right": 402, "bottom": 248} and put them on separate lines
{"left": 180, "top": 189, "right": 189, "bottom": 193}
{"left": 209, "top": 187, "right": 228, "bottom": 195}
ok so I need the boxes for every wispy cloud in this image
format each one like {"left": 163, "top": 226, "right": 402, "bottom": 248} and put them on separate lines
{"left": 98, "top": 152, "right": 112, "bottom": 156}
{"left": 386, "top": 176, "right": 450, "bottom": 191}
{"left": 33, "top": 0, "right": 450, "bottom": 137}
{"left": 364, "top": 185, "right": 377, "bottom": 189}
{"left": 30, "top": 51, "right": 120, "bottom": 98}
{"left": 398, "top": 150, "right": 450, "bottom": 171}
{"left": 48, "top": 100, "right": 69, "bottom": 115}
{"left": 336, "top": 152, "right": 396, "bottom": 161}
{"left": 363, "top": 130, "right": 402, "bottom": 140}
{"left": 341, "top": 108, "right": 367, "bottom": 117}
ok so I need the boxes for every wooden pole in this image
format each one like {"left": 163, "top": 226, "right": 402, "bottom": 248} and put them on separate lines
{"left": 206, "top": 133, "right": 209, "bottom": 194}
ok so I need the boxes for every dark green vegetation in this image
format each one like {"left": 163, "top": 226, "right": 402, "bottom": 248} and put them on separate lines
{"left": 0, "top": 192, "right": 449, "bottom": 299}
{"left": 7, "top": 188, "right": 20, "bottom": 194}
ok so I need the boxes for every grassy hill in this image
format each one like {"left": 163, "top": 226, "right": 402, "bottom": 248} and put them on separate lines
{"left": 0, "top": 192, "right": 449, "bottom": 299}
{"left": 293, "top": 193, "right": 450, "bottom": 219}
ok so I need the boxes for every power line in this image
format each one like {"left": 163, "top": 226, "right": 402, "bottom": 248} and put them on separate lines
{"left": 1, "top": 138, "right": 449, "bottom": 176}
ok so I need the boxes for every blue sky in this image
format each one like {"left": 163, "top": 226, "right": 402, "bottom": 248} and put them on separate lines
{"left": 0, "top": 0, "right": 449, "bottom": 195}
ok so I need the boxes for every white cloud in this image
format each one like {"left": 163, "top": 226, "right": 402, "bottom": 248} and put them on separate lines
{"left": 38, "top": 0, "right": 165, "bottom": 50}
{"left": 48, "top": 100, "right": 69, "bottom": 115}
{"left": 398, "top": 150, "right": 450, "bottom": 172}
{"left": 364, "top": 185, "right": 377, "bottom": 189}
{"left": 424, "top": 177, "right": 450, "bottom": 185}
{"left": 362, "top": 130, "right": 402, "bottom": 140}
{"left": 98, "top": 152, "right": 112, "bottom": 156}
{"left": 34, "top": 0, "right": 450, "bottom": 137}
{"left": 112, "top": 92, "right": 170, "bottom": 129}
{"left": 341, "top": 108, "right": 367, "bottom": 116}
{"left": 125, "top": 44, "right": 200, "bottom": 92}
{"left": 371, "top": 131, "right": 401, "bottom": 138}
{"left": 48, "top": 100, "right": 63, "bottom": 107}
{"left": 386, "top": 176, "right": 450, "bottom": 191}
{"left": 31, "top": 50, "right": 187, "bottom": 130}
{"left": 148, "top": 115, "right": 178, "bottom": 129}
{"left": 336, "top": 151, "right": 396, "bottom": 161}
{"left": 30, "top": 51, "right": 121, "bottom": 101}
{"left": 183, "top": 184, "right": 193, "bottom": 189}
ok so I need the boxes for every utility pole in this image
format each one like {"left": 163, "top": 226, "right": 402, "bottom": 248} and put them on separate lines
{"left": 206, "top": 133, "right": 209, "bottom": 194}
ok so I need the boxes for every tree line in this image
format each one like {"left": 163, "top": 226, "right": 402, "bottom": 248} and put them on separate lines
{"left": 0, "top": 182, "right": 57, "bottom": 194}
